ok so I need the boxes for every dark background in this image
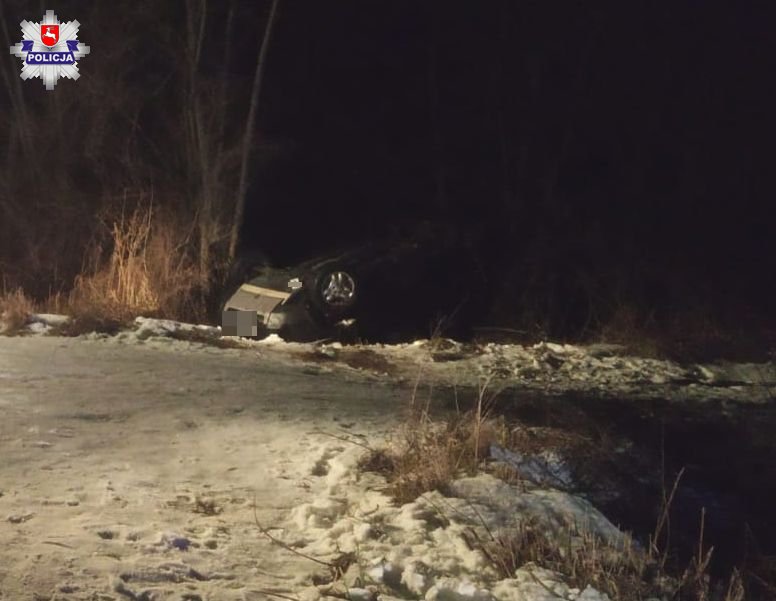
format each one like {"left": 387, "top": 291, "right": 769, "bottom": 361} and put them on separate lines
{"left": 1, "top": 0, "right": 774, "bottom": 345}
{"left": 241, "top": 0, "right": 776, "bottom": 343}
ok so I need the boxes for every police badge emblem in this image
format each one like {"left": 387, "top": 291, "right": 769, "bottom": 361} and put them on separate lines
{"left": 8, "top": 10, "right": 90, "bottom": 90}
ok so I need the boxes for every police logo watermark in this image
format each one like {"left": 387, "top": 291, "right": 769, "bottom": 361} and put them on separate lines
{"left": 9, "top": 10, "right": 90, "bottom": 91}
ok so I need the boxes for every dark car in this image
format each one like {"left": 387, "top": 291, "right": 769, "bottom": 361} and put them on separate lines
{"left": 220, "top": 228, "right": 485, "bottom": 342}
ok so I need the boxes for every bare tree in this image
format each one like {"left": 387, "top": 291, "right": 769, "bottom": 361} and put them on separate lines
{"left": 184, "top": 0, "right": 216, "bottom": 282}
{"left": 228, "top": 0, "right": 281, "bottom": 261}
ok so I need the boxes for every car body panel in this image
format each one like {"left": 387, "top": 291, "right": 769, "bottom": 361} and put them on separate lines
{"left": 228, "top": 283, "right": 290, "bottom": 314}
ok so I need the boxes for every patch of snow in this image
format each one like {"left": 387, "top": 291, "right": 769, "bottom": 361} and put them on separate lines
{"left": 287, "top": 447, "right": 627, "bottom": 601}
{"left": 694, "top": 360, "right": 776, "bottom": 386}
{"left": 425, "top": 577, "right": 494, "bottom": 601}
{"left": 131, "top": 316, "right": 219, "bottom": 339}
{"left": 26, "top": 321, "right": 51, "bottom": 334}
{"left": 5, "top": 313, "right": 71, "bottom": 335}
{"left": 300, "top": 337, "right": 774, "bottom": 404}
{"left": 493, "top": 566, "right": 611, "bottom": 601}
{"left": 258, "top": 333, "right": 286, "bottom": 345}
{"left": 31, "top": 313, "right": 70, "bottom": 326}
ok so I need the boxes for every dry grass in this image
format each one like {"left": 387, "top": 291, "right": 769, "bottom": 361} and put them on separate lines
{"left": 465, "top": 516, "right": 657, "bottom": 599}
{"left": 67, "top": 203, "right": 207, "bottom": 323}
{"left": 361, "top": 414, "right": 478, "bottom": 503}
{"left": 2, "top": 199, "right": 225, "bottom": 337}
{"left": 458, "top": 461, "right": 745, "bottom": 601}
{"left": 465, "top": 511, "right": 745, "bottom": 601}
{"left": 360, "top": 377, "right": 505, "bottom": 503}
{"left": 361, "top": 381, "right": 750, "bottom": 600}
{"left": 0, "top": 287, "right": 35, "bottom": 335}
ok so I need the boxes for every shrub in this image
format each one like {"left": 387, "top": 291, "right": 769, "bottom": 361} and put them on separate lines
{"left": 68, "top": 204, "right": 207, "bottom": 323}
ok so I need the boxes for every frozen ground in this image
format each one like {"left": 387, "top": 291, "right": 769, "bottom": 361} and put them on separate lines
{"left": 1, "top": 316, "right": 774, "bottom": 600}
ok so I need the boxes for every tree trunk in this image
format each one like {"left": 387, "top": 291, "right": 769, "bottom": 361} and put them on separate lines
{"left": 228, "top": 0, "right": 281, "bottom": 261}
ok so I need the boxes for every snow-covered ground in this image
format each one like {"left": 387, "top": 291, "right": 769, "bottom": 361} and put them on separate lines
{"left": 28, "top": 315, "right": 776, "bottom": 405}
{"left": 117, "top": 316, "right": 775, "bottom": 404}
{"left": 1, "top": 316, "right": 773, "bottom": 600}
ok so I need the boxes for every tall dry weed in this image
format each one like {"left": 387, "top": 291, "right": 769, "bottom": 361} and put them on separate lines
{"left": 361, "top": 377, "right": 506, "bottom": 503}
{"left": 69, "top": 203, "right": 206, "bottom": 322}
{"left": 0, "top": 287, "right": 35, "bottom": 334}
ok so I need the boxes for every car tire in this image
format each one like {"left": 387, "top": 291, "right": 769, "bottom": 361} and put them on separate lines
{"left": 308, "top": 266, "right": 358, "bottom": 321}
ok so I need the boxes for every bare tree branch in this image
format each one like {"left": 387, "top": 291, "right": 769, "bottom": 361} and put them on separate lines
{"left": 229, "top": 0, "right": 281, "bottom": 261}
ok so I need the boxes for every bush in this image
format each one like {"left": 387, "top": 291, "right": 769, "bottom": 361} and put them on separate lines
{"left": 68, "top": 204, "right": 208, "bottom": 323}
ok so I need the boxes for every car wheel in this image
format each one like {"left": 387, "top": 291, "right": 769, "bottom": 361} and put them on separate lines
{"left": 311, "top": 268, "right": 357, "bottom": 319}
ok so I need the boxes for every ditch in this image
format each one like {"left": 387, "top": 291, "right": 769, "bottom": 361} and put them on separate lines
{"left": 447, "top": 389, "right": 776, "bottom": 599}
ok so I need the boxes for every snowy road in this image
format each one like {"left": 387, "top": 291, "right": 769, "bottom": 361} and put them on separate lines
{"left": 0, "top": 336, "right": 404, "bottom": 600}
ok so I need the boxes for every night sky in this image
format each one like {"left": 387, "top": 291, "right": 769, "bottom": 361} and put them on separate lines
{"left": 247, "top": 1, "right": 775, "bottom": 263}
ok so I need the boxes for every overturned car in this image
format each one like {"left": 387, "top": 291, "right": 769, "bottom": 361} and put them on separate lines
{"left": 220, "top": 230, "right": 484, "bottom": 342}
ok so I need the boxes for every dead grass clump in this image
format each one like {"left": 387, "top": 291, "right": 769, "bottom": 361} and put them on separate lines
{"left": 359, "top": 413, "right": 496, "bottom": 504}
{"left": 68, "top": 203, "right": 207, "bottom": 323}
{"left": 0, "top": 287, "right": 35, "bottom": 335}
{"left": 359, "top": 379, "right": 505, "bottom": 503}
{"left": 466, "top": 518, "right": 657, "bottom": 599}
{"left": 466, "top": 510, "right": 745, "bottom": 601}
{"left": 370, "top": 414, "right": 474, "bottom": 503}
